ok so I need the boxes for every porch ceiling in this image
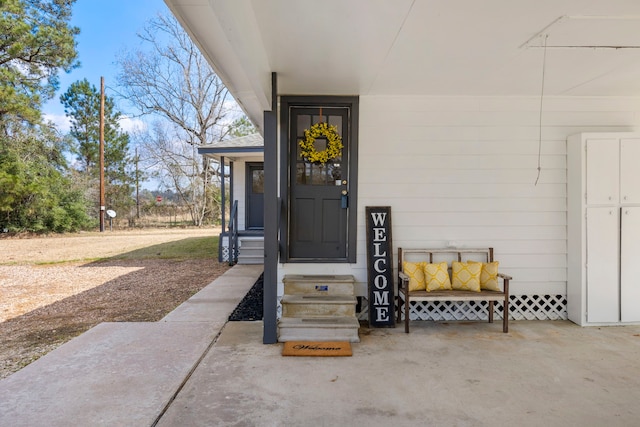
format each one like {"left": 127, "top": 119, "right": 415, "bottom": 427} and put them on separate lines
{"left": 164, "top": 0, "right": 640, "bottom": 131}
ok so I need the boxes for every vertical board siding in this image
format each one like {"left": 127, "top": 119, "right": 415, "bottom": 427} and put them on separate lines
{"left": 278, "top": 96, "right": 640, "bottom": 299}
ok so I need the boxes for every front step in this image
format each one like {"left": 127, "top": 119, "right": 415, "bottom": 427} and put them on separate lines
{"left": 283, "top": 274, "right": 355, "bottom": 296}
{"left": 279, "top": 274, "right": 359, "bottom": 343}
{"left": 237, "top": 253, "right": 263, "bottom": 264}
{"left": 278, "top": 317, "right": 360, "bottom": 343}
{"left": 237, "top": 237, "right": 264, "bottom": 265}
{"left": 281, "top": 295, "right": 357, "bottom": 317}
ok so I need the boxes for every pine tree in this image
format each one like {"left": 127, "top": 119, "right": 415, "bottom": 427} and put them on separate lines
{"left": 60, "top": 79, "right": 134, "bottom": 218}
{"left": 0, "top": 0, "right": 79, "bottom": 128}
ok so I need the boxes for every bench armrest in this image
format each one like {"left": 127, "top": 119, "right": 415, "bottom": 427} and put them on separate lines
{"left": 497, "top": 273, "right": 511, "bottom": 295}
{"left": 497, "top": 273, "right": 512, "bottom": 281}
{"left": 398, "top": 271, "right": 409, "bottom": 293}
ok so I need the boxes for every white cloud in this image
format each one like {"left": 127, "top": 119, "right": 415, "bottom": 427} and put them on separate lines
{"left": 43, "top": 113, "right": 72, "bottom": 133}
{"left": 118, "top": 115, "right": 147, "bottom": 133}
{"left": 43, "top": 113, "right": 147, "bottom": 135}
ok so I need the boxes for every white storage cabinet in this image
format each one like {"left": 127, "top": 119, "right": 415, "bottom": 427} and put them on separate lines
{"left": 567, "top": 133, "right": 640, "bottom": 325}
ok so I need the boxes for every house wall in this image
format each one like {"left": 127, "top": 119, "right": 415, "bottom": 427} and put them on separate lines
{"left": 277, "top": 95, "right": 640, "bottom": 318}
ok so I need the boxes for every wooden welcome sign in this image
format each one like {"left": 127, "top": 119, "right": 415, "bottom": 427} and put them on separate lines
{"left": 366, "top": 206, "right": 394, "bottom": 327}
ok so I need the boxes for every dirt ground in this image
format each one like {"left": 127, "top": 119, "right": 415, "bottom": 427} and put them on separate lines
{"left": 0, "top": 228, "right": 230, "bottom": 380}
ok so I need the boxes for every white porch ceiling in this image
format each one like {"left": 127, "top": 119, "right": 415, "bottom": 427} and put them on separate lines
{"left": 165, "top": 0, "right": 640, "bottom": 130}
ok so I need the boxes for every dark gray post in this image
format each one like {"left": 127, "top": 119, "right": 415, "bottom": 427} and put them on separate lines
{"left": 220, "top": 156, "right": 226, "bottom": 231}
{"left": 219, "top": 156, "right": 226, "bottom": 262}
{"left": 263, "top": 72, "right": 278, "bottom": 344}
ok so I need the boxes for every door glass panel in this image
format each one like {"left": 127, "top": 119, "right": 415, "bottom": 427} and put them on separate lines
{"left": 328, "top": 162, "right": 342, "bottom": 182}
{"left": 297, "top": 115, "right": 310, "bottom": 137}
{"left": 311, "top": 163, "right": 327, "bottom": 185}
{"left": 297, "top": 162, "right": 340, "bottom": 186}
{"left": 296, "top": 137, "right": 303, "bottom": 160}
{"left": 312, "top": 114, "right": 324, "bottom": 125}
{"left": 312, "top": 137, "right": 327, "bottom": 153}
{"left": 296, "top": 163, "right": 308, "bottom": 184}
{"left": 296, "top": 113, "right": 344, "bottom": 186}
{"left": 252, "top": 170, "right": 264, "bottom": 193}
{"left": 328, "top": 115, "right": 343, "bottom": 136}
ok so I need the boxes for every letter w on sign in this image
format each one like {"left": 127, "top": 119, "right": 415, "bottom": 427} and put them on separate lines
{"left": 365, "top": 206, "right": 394, "bottom": 328}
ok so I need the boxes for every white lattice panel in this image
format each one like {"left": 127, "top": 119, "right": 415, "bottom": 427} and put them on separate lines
{"left": 509, "top": 295, "right": 567, "bottom": 320}
{"left": 359, "top": 295, "right": 567, "bottom": 322}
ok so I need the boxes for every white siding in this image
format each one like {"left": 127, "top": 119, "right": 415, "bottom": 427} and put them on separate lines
{"left": 233, "top": 161, "right": 247, "bottom": 231}
{"left": 278, "top": 96, "right": 640, "bottom": 298}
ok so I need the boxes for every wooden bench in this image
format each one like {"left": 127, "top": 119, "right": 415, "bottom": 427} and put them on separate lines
{"left": 396, "top": 248, "right": 511, "bottom": 333}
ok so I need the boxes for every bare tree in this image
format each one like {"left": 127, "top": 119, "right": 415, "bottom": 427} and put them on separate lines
{"left": 116, "top": 13, "right": 234, "bottom": 226}
{"left": 134, "top": 121, "right": 224, "bottom": 225}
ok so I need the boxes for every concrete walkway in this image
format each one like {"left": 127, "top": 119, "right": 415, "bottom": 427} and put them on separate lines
{"left": 0, "top": 264, "right": 263, "bottom": 427}
{"left": 2, "top": 265, "right": 640, "bottom": 426}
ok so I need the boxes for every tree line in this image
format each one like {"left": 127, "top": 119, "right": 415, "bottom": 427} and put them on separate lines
{"left": 0, "top": 0, "right": 253, "bottom": 233}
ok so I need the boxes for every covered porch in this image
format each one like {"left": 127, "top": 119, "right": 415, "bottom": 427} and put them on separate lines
{"left": 167, "top": 0, "right": 640, "bottom": 344}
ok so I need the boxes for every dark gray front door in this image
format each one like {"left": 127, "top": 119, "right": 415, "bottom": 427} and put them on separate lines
{"left": 246, "top": 162, "right": 264, "bottom": 230}
{"left": 286, "top": 103, "right": 355, "bottom": 261}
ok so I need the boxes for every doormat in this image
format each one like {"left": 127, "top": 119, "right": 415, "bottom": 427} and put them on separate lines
{"left": 282, "top": 341, "right": 352, "bottom": 357}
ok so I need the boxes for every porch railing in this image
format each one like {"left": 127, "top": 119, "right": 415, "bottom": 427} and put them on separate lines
{"left": 228, "top": 200, "right": 239, "bottom": 265}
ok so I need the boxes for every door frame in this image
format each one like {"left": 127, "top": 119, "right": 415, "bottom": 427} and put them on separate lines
{"left": 245, "top": 162, "right": 264, "bottom": 230}
{"left": 279, "top": 95, "right": 359, "bottom": 263}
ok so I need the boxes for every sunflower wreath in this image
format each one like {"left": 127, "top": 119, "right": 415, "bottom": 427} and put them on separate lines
{"left": 299, "top": 122, "right": 343, "bottom": 165}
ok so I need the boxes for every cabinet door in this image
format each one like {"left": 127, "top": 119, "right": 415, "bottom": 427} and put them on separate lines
{"left": 621, "top": 207, "right": 640, "bottom": 322}
{"left": 586, "top": 207, "right": 619, "bottom": 323}
{"left": 586, "top": 139, "right": 619, "bottom": 205}
{"left": 620, "top": 139, "right": 640, "bottom": 204}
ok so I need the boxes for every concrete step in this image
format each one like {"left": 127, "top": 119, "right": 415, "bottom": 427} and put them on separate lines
{"left": 277, "top": 317, "right": 360, "bottom": 343}
{"left": 239, "top": 246, "right": 263, "bottom": 255}
{"left": 281, "top": 295, "right": 357, "bottom": 317}
{"left": 283, "top": 274, "right": 355, "bottom": 296}
{"left": 237, "top": 255, "right": 263, "bottom": 265}
{"left": 239, "top": 248, "right": 263, "bottom": 257}
{"left": 237, "top": 244, "right": 263, "bottom": 264}
{"left": 239, "top": 237, "right": 264, "bottom": 249}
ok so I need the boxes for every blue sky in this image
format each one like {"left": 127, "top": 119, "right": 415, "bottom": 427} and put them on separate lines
{"left": 43, "top": 0, "right": 169, "bottom": 132}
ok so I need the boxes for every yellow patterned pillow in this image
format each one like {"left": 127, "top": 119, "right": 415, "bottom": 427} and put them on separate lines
{"left": 403, "top": 261, "right": 426, "bottom": 291}
{"left": 468, "top": 260, "right": 501, "bottom": 291}
{"left": 424, "top": 262, "right": 452, "bottom": 292}
{"left": 451, "top": 261, "right": 481, "bottom": 292}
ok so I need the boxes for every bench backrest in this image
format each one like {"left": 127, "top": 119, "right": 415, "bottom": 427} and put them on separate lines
{"left": 398, "top": 248, "right": 494, "bottom": 274}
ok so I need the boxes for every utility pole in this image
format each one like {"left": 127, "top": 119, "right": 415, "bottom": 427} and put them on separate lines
{"left": 135, "top": 147, "right": 140, "bottom": 219}
{"left": 99, "top": 77, "right": 105, "bottom": 232}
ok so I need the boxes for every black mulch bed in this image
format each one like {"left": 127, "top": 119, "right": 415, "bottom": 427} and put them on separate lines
{"left": 228, "top": 272, "right": 264, "bottom": 321}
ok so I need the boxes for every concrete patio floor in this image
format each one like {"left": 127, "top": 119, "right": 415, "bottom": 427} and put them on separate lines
{"left": 1, "top": 264, "right": 640, "bottom": 426}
